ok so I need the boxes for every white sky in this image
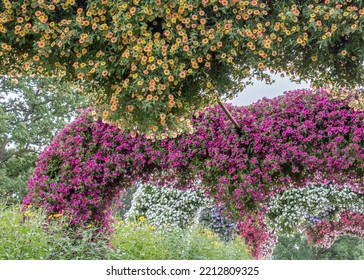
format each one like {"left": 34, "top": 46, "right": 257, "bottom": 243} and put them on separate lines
{"left": 231, "top": 75, "right": 311, "bottom": 106}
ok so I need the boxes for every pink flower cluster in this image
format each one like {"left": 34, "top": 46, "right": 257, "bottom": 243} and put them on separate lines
{"left": 237, "top": 213, "right": 278, "bottom": 259}
{"left": 303, "top": 211, "right": 364, "bottom": 248}
{"left": 23, "top": 88, "right": 364, "bottom": 257}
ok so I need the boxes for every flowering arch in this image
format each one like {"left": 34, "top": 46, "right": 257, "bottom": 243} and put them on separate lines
{"left": 24, "top": 89, "right": 364, "bottom": 258}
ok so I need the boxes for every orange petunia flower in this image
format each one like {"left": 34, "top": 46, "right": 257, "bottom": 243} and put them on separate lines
{"left": 168, "top": 100, "right": 175, "bottom": 107}
{"left": 110, "top": 104, "right": 117, "bottom": 111}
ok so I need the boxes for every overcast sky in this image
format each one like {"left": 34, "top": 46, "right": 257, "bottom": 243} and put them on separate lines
{"left": 231, "top": 75, "right": 311, "bottom": 106}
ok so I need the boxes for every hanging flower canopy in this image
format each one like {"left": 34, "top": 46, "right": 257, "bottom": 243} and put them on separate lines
{"left": 1, "top": 0, "right": 363, "bottom": 133}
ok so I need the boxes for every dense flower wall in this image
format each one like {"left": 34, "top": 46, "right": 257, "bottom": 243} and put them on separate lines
{"left": 266, "top": 184, "right": 364, "bottom": 234}
{"left": 125, "top": 183, "right": 209, "bottom": 228}
{"left": 303, "top": 211, "right": 364, "bottom": 248}
{"left": 24, "top": 88, "right": 364, "bottom": 258}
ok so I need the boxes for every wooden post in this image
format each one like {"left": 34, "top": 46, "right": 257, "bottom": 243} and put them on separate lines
{"left": 217, "top": 100, "right": 242, "bottom": 132}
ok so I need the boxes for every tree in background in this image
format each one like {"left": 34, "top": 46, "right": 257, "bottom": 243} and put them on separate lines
{"left": 0, "top": 1, "right": 363, "bottom": 134}
{"left": 0, "top": 76, "right": 86, "bottom": 204}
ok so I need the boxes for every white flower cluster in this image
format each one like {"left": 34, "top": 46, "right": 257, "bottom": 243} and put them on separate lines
{"left": 265, "top": 184, "right": 364, "bottom": 234}
{"left": 125, "top": 184, "right": 210, "bottom": 229}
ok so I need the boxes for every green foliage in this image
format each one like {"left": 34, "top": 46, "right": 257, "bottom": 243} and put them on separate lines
{"left": 272, "top": 233, "right": 319, "bottom": 260}
{"left": 318, "top": 236, "right": 364, "bottom": 260}
{"left": 272, "top": 232, "right": 364, "bottom": 260}
{"left": 43, "top": 227, "right": 112, "bottom": 260}
{"left": 357, "top": 240, "right": 364, "bottom": 260}
{"left": 0, "top": 203, "right": 48, "bottom": 259}
{"left": 0, "top": 203, "right": 111, "bottom": 260}
{"left": 0, "top": 201, "right": 251, "bottom": 260}
{"left": 111, "top": 220, "right": 251, "bottom": 260}
{"left": 0, "top": 154, "right": 36, "bottom": 204}
{"left": 0, "top": 76, "right": 86, "bottom": 204}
